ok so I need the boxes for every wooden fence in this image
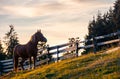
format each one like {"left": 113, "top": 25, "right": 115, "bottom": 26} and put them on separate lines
{"left": 0, "top": 31, "right": 120, "bottom": 75}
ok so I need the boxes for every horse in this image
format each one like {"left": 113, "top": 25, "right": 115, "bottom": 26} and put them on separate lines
{"left": 13, "top": 30, "right": 47, "bottom": 71}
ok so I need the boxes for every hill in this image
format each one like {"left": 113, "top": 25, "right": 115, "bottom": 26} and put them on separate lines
{"left": 2, "top": 48, "right": 120, "bottom": 79}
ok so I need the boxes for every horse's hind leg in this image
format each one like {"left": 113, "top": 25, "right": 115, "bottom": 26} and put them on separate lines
{"left": 33, "top": 56, "right": 36, "bottom": 69}
{"left": 20, "top": 58, "right": 25, "bottom": 70}
{"left": 14, "top": 56, "right": 18, "bottom": 72}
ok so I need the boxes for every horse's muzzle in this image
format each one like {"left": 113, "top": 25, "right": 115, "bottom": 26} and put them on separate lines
{"left": 44, "top": 38, "right": 47, "bottom": 43}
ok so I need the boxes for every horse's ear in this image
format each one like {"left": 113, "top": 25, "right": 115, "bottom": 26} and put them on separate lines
{"left": 37, "top": 29, "right": 41, "bottom": 33}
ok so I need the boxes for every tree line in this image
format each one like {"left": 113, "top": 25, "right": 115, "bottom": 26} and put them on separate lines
{"left": 83, "top": 0, "right": 120, "bottom": 54}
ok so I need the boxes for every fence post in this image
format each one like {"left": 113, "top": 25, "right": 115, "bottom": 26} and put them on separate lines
{"left": 47, "top": 45, "right": 50, "bottom": 64}
{"left": 92, "top": 36, "right": 97, "bottom": 54}
{"left": 56, "top": 46, "right": 59, "bottom": 62}
{"left": 117, "top": 30, "right": 120, "bottom": 47}
{"left": 0, "top": 61, "right": 3, "bottom": 75}
{"left": 76, "top": 42, "right": 79, "bottom": 57}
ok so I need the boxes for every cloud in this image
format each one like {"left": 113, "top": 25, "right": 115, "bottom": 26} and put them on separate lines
{"left": 0, "top": 0, "right": 114, "bottom": 26}
{"left": 73, "top": 0, "right": 115, "bottom": 4}
{"left": 0, "top": 1, "right": 65, "bottom": 18}
{"left": 0, "top": 0, "right": 114, "bottom": 18}
{"left": 2, "top": 6, "right": 37, "bottom": 17}
{"left": 0, "top": 0, "right": 116, "bottom": 45}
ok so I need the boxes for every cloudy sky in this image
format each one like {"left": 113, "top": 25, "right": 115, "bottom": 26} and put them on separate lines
{"left": 0, "top": 0, "right": 116, "bottom": 46}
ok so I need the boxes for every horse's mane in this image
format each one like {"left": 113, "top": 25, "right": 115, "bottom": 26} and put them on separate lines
{"left": 30, "top": 34, "right": 36, "bottom": 43}
{"left": 29, "top": 31, "right": 41, "bottom": 43}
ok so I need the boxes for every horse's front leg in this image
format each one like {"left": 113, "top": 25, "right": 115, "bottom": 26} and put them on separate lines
{"left": 29, "top": 57, "right": 32, "bottom": 69}
{"left": 33, "top": 56, "right": 36, "bottom": 69}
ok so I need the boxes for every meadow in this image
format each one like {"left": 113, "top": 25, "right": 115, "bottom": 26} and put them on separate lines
{"left": 2, "top": 48, "right": 120, "bottom": 79}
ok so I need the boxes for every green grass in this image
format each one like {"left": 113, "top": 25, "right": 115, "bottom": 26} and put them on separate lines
{"left": 2, "top": 49, "right": 120, "bottom": 79}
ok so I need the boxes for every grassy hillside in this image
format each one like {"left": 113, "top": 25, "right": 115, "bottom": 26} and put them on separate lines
{"left": 2, "top": 49, "right": 120, "bottom": 79}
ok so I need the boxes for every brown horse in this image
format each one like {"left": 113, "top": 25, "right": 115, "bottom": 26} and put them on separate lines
{"left": 13, "top": 30, "right": 47, "bottom": 71}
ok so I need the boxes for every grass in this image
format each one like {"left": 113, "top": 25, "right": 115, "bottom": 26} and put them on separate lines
{"left": 1, "top": 49, "right": 120, "bottom": 79}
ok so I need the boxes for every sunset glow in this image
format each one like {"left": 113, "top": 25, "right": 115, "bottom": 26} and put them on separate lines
{"left": 0, "top": 0, "right": 115, "bottom": 46}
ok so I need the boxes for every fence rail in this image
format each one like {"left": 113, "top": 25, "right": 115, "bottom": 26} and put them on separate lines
{"left": 0, "top": 31, "right": 120, "bottom": 75}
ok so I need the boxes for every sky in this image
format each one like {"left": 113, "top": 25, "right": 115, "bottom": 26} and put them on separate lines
{"left": 0, "top": 0, "right": 116, "bottom": 46}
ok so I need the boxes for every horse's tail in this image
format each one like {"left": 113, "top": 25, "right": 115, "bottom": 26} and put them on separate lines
{"left": 13, "top": 45, "right": 18, "bottom": 72}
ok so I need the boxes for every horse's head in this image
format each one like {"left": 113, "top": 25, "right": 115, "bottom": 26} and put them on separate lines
{"left": 31, "top": 30, "right": 47, "bottom": 43}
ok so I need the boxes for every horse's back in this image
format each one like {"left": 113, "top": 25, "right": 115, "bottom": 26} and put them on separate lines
{"left": 14, "top": 44, "right": 27, "bottom": 57}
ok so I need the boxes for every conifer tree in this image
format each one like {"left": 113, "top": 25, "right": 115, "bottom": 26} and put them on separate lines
{"left": 0, "top": 39, "right": 6, "bottom": 60}
{"left": 3, "top": 25, "right": 19, "bottom": 58}
{"left": 83, "top": 8, "right": 116, "bottom": 54}
{"left": 113, "top": 0, "right": 120, "bottom": 31}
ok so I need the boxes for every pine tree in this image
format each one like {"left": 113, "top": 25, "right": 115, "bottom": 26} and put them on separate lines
{"left": 0, "top": 39, "right": 7, "bottom": 60}
{"left": 3, "top": 25, "right": 19, "bottom": 58}
{"left": 83, "top": 8, "right": 116, "bottom": 54}
{"left": 0, "top": 40, "right": 3, "bottom": 53}
{"left": 113, "top": 0, "right": 120, "bottom": 31}
{"left": 82, "top": 0, "right": 120, "bottom": 54}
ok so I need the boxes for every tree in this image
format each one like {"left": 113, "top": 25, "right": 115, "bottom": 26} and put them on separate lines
{"left": 83, "top": 8, "right": 116, "bottom": 54}
{"left": 3, "top": 25, "right": 19, "bottom": 58}
{"left": 67, "top": 37, "right": 80, "bottom": 53}
{"left": 113, "top": 0, "right": 120, "bottom": 31}
{"left": 0, "top": 39, "right": 7, "bottom": 60}
{"left": 37, "top": 43, "right": 52, "bottom": 63}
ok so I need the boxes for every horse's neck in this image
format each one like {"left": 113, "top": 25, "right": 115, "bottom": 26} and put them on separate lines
{"left": 28, "top": 41, "right": 38, "bottom": 48}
